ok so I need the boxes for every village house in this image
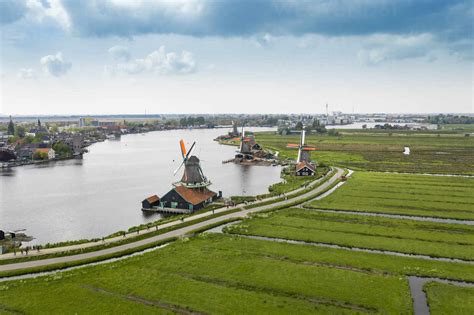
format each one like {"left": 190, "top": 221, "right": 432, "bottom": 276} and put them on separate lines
{"left": 34, "top": 148, "right": 55, "bottom": 160}
{"left": 295, "top": 161, "right": 316, "bottom": 176}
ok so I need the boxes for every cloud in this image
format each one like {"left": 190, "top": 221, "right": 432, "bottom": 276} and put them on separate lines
{"left": 25, "top": 0, "right": 71, "bottom": 29}
{"left": 255, "top": 33, "right": 276, "bottom": 47}
{"left": 17, "top": 68, "right": 36, "bottom": 79}
{"left": 357, "top": 34, "right": 438, "bottom": 65}
{"left": 108, "top": 45, "right": 131, "bottom": 62}
{"left": 0, "top": 0, "right": 27, "bottom": 24}
{"left": 58, "top": 1, "right": 471, "bottom": 41}
{"left": 108, "top": 46, "right": 196, "bottom": 75}
{"left": 40, "top": 52, "right": 72, "bottom": 76}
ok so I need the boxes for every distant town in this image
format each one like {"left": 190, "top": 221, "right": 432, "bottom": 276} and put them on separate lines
{"left": 1, "top": 111, "right": 472, "bottom": 167}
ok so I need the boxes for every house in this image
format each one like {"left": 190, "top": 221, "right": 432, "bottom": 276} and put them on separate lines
{"left": 295, "top": 161, "right": 315, "bottom": 176}
{"left": 142, "top": 195, "right": 160, "bottom": 209}
{"left": 17, "top": 143, "right": 39, "bottom": 160}
{"left": 159, "top": 185, "right": 218, "bottom": 212}
{"left": 34, "top": 148, "right": 55, "bottom": 160}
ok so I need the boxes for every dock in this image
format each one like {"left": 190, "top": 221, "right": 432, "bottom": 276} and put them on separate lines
{"left": 141, "top": 207, "right": 192, "bottom": 214}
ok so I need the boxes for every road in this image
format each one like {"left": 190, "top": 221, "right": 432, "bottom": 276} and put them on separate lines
{"left": 0, "top": 168, "right": 345, "bottom": 273}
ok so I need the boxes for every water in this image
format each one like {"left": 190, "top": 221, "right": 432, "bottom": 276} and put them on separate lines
{"left": 0, "top": 127, "right": 282, "bottom": 245}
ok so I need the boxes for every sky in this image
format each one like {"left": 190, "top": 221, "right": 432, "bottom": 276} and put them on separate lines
{"left": 0, "top": 0, "right": 472, "bottom": 115}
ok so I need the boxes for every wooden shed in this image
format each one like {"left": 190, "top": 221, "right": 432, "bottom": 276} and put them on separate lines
{"left": 142, "top": 195, "right": 160, "bottom": 209}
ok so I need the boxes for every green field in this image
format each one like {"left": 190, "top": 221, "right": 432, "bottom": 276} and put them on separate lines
{"left": 307, "top": 171, "right": 474, "bottom": 220}
{"left": 225, "top": 208, "right": 474, "bottom": 260}
{"left": 424, "top": 282, "right": 474, "bottom": 315}
{"left": 254, "top": 130, "right": 474, "bottom": 174}
{"left": 0, "top": 234, "right": 414, "bottom": 314}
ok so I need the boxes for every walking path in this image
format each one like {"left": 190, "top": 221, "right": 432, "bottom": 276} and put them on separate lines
{"left": 0, "top": 168, "right": 345, "bottom": 272}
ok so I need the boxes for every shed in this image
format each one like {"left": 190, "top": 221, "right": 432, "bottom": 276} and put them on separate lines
{"left": 142, "top": 195, "right": 160, "bottom": 209}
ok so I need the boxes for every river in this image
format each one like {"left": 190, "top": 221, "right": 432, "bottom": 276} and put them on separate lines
{"left": 0, "top": 127, "right": 282, "bottom": 245}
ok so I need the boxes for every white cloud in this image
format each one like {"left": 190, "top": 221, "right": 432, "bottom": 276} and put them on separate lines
{"left": 255, "top": 33, "right": 276, "bottom": 47}
{"left": 358, "top": 34, "right": 437, "bottom": 65}
{"left": 26, "top": 0, "right": 70, "bottom": 29}
{"left": 108, "top": 45, "right": 131, "bottom": 62}
{"left": 110, "top": 46, "right": 196, "bottom": 75}
{"left": 40, "top": 52, "right": 72, "bottom": 76}
{"left": 17, "top": 68, "right": 36, "bottom": 79}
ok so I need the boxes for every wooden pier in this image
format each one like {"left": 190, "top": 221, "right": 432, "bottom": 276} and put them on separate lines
{"left": 141, "top": 207, "right": 192, "bottom": 214}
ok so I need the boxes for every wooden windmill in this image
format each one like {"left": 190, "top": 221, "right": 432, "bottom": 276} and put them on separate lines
{"left": 286, "top": 130, "right": 317, "bottom": 176}
{"left": 173, "top": 139, "right": 211, "bottom": 188}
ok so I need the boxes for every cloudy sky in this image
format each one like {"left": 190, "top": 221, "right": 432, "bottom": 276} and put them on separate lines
{"left": 0, "top": 0, "right": 472, "bottom": 115}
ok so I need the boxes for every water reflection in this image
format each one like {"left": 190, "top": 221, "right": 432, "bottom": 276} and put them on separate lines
{"left": 0, "top": 127, "right": 281, "bottom": 244}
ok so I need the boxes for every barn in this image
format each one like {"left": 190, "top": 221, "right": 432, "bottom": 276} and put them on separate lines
{"left": 295, "top": 161, "right": 316, "bottom": 176}
{"left": 160, "top": 185, "right": 218, "bottom": 212}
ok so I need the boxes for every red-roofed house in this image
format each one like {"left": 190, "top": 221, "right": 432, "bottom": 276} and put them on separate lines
{"left": 34, "top": 148, "right": 55, "bottom": 160}
{"left": 295, "top": 161, "right": 315, "bottom": 176}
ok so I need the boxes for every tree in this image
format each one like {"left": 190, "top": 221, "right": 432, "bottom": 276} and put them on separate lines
{"left": 53, "top": 141, "right": 72, "bottom": 158}
{"left": 15, "top": 126, "right": 26, "bottom": 138}
{"left": 7, "top": 117, "right": 15, "bottom": 135}
{"left": 295, "top": 121, "right": 303, "bottom": 130}
{"left": 33, "top": 151, "right": 48, "bottom": 160}
{"left": 196, "top": 116, "right": 206, "bottom": 125}
{"left": 304, "top": 125, "right": 312, "bottom": 135}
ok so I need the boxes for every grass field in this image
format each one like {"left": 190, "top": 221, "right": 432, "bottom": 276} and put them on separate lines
{"left": 424, "top": 282, "right": 474, "bottom": 315}
{"left": 225, "top": 208, "right": 474, "bottom": 260}
{"left": 307, "top": 171, "right": 474, "bottom": 220}
{"left": 0, "top": 234, "right": 414, "bottom": 314}
{"left": 254, "top": 130, "right": 474, "bottom": 174}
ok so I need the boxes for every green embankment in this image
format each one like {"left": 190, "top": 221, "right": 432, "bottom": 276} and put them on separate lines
{"left": 226, "top": 208, "right": 474, "bottom": 260}
{"left": 308, "top": 171, "right": 474, "bottom": 220}
{"left": 254, "top": 130, "right": 474, "bottom": 174}
{"left": 424, "top": 282, "right": 474, "bottom": 315}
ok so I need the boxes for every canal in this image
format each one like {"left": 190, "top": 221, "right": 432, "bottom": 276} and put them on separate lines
{"left": 0, "top": 127, "right": 282, "bottom": 245}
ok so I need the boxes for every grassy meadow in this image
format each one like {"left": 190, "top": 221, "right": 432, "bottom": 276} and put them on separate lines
{"left": 308, "top": 171, "right": 474, "bottom": 220}
{"left": 0, "top": 234, "right": 415, "bottom": 314}
{"left": 225, "top": 208, "right": 474, "bottom": 260}
{"left": 254, "top": 129, "right": 474, "bottom": 174}
{"left": 424, "top": 282, "right": 474, "bottom": 315}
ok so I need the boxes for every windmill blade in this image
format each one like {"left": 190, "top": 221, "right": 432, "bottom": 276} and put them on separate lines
{"left": 185, "top": 141, "right": 196, "bottom": 160}
{"left": 179, "top": 139, "right": 187, "bottom": 159}
{"left": 286, "top": 144, "right": 299, "bottom": 148}
{"left": 297, "top": 149, "right": 302, "bottom": 163}
{"left": 301, "top": 130, "right": 306, "bottom": 147}
{"left": 173, "top": 159, "right": 186, "bottom": 176}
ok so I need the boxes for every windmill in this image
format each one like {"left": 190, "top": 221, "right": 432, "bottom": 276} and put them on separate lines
{"left": 286, "top": 130, "right": 316, "bottom": 163}
{"left": 173, "top": 139, "right": 211, "bottom": 188}
{"left": 231, "top": 121, "right": 239, "bottom": 137}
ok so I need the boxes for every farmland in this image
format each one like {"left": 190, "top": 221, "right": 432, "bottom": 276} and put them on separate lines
{"left": 307, "top": 171, "right": 474, "bottom": 220}
{"left": 6, "top": 233, "right": 473, "bottom": 314}
{"left": 424, "top": 282, "right": 474, "bottom": 315}
{"left": 254, "top": 130, "right": 474, "bottom": 174}
{"left": 224, "top": 208, "right": 474, "bottom": 260}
